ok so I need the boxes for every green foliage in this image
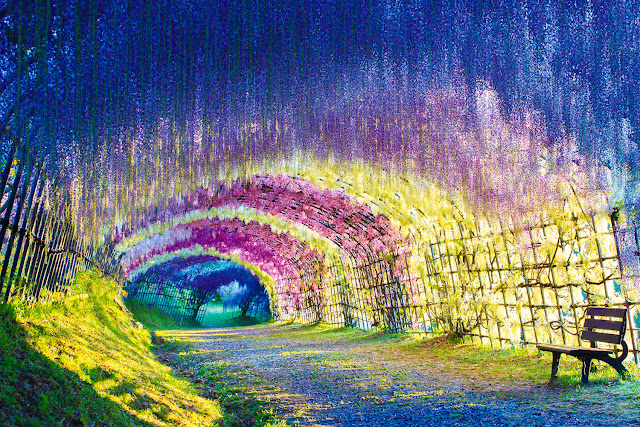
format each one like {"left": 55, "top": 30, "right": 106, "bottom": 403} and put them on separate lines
{"left": 0, "top": 270, "right": 221, "bottom": 426}
{"left": 199, "top": 301, "right": 270, "bottom": 328}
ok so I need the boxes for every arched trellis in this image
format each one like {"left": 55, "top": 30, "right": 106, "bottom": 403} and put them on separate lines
{"left": 115, "top": 174, "right": 417, "bottom": 324}
{"left": 115, "top": 171, "right": 430, "bottom": 321}
{"left": 120, "top": 216, "right": 330, "bottom": 319}
{"left": 118, "top": 174, "right": 409, "bottom": 260}
{"left": 111, "top": 173, "right": 640, "bottom": 364}
{"left": 3, "top": 0, "right": 640, "bottom": 367}
{"left": 3, "top": 128, "right": 640, "bottom": 361}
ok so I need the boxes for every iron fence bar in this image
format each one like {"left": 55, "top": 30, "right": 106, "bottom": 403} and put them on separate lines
{"left": 0, "top": 154, "right": 33, "bottom": 300}
{"left": 5, "top": 166, "right": 41, "bottom": 300}
{"left": 39, "top": 216, "right": 63, "bottom": 300}
{"left": 55, "top": 224, "right": 76, "bottom": 294}
{"left": 0, "top": 147, "right": 26, "bottom": 260}
{"left": 32, "top": 204, "right": 61, "bottom": 300}
{"left": 19, "top": 193, "right": 46, "bottom": 300}
{"left": 39, "top": 210, "right": 65, "bottom": 298}
{"left": 48, "top": 218, "right": 71, "bottom": 294}
{"left": 25, "top": 206, "right": 48, "bottom": 296}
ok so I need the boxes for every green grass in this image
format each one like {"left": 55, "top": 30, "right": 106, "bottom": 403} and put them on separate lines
{"left": 269, "top": 322, "right": 640, "bottom": 388}
{"left": 154, "top": 339, "right": 289, "bottom": 427}
{"left": 125, "top": 299, "right": 201, "bottom": 330}
{"left": 126, "top": 299, "right": 269, "bottom": 330}
{"left": 0, "top": 303, "right": 141, "bottom": 426}
{"left": 195, "top": 362, "right": 287, "bottom": 427}
{"left": 0, "top": 270, "right": 221, "bottom": 426}
{"left": 269, "top": 321, "right": 375, "bottom": 341}
{"left": 199, "top": 301, "right": 270, "bottom": 328}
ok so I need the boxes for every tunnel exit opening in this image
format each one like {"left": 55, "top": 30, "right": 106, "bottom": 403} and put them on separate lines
{"left": 123, "top": 255, "right": 272, "bottom": 328}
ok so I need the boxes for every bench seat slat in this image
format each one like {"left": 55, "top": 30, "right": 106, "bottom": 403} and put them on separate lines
{"left": 585, "top": 307, "right": 627, "bottom": 318}
{"left": 537, "top": 343, "right": 613, "bottom": 356}
{"left": 581, "top": 330, "right": 623, "bottom": 345}
{"left": 583, "top": 318, "right": 624, "bottom": 333}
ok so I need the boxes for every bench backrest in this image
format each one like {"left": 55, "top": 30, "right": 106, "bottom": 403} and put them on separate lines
{"left": 580, "top": 306, "right": 628, "bottom": 345}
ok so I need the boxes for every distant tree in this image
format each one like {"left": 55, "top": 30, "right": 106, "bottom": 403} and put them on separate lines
{"left": 184, "top": 287, "right": 214, "bottom": 321}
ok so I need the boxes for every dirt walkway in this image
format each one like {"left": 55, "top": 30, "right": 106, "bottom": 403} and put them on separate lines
{"left": 158, "top": 325, "right": 639, "bottom": 426}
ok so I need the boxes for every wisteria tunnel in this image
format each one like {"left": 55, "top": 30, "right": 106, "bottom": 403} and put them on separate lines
{"left": 4, "top": 0, "right": 640, "bottom": 375}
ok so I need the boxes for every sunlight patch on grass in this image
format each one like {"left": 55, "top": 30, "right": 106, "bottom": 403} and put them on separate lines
{"left": 279, "top": 350, "right": 331, "bottom": 357}
{"left": 3, "top": 270, "right": 221, "bottom": 426}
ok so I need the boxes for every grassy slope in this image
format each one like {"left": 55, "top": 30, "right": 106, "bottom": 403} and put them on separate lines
{"left": 0, "top": 270, "right": 220, "bottom": 427}
{"left": 124, "top": 299, "right": 201, "bottom": 331}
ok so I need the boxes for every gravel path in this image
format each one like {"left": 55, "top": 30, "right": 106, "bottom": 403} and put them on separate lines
{"left": 160, "top": 325, "right": 640, "bottom": 427}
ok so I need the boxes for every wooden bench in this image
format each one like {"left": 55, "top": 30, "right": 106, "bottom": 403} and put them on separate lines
{"left": 537, "top": 306, "right": 629, "bottom": 383}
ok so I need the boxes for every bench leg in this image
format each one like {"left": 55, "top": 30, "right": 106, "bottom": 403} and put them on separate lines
{"left": 602, "top": 358, "right": 630, "bottom": 379}
{"left": 581, "top": 358, "right": 592, "bottom": 384}
{"left": 599, "top": 340, "right": 630, "bottom": 380}
{"left": 550, "top": 352, "right": 561, "bottom": 380}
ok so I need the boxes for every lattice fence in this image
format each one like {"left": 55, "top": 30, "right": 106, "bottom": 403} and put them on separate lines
{"left": 275, "top": 209, "right": 640, "bottom": 363}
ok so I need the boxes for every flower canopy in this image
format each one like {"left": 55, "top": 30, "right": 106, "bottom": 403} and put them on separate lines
{"left": 129, "top": 254, "right": 261, "bottom": 295}
{"left": 3, "top": 2, "right": 640, "bottom": 343}
{"left": 2, "top": 1, "right": 635, "bottom": 238}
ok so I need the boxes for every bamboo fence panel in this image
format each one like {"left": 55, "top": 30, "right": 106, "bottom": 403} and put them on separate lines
{"left": 271, "top": 206, "right": 640, "bottom": 363}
